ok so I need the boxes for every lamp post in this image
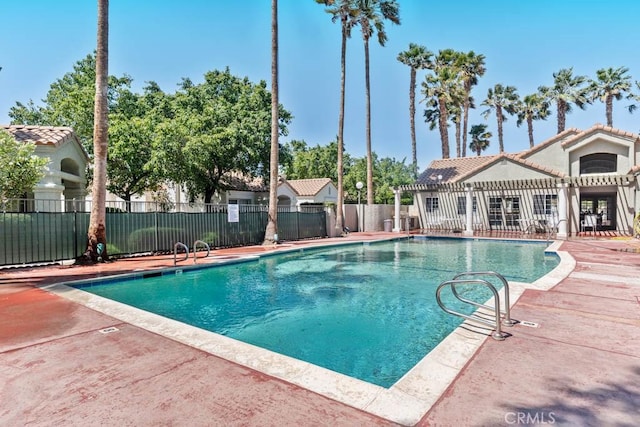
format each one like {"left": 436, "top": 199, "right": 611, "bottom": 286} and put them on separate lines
{"left": 356, "top": 181, "right": 364, "bottom": 232}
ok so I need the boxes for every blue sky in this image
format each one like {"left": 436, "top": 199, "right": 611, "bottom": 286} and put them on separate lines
{"left": 2, "top": 0, "right": 640, "bottom": 171}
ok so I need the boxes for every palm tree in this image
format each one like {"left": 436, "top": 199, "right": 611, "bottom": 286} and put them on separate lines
{"left": 397, "top": 43, "right": 432, "bottom": 178}
{"left": 263, "top": 0, "right": 279, "bottom": 245}
{"left": 84, "top": 0, "right": 109, "bottom": 263}
{"left": 353, "top": 0, "right": 400, "bottom": 205}
{"left": 315, "top": 0, "right": 356, "bottom": 234}
{"left": 587, "top": 66, "right": 632, "bottom": 127}
{"left": 515, "top": 93, "right": 550, "bottom": 148}
{"left": 469, "top": 124, "right": 492, "bottom": 156}
{"left": 539, "top": 68, "right": 589, "bottom": 134}
{"left": 422, "top": 67, "right": 460, "bottom": 159}
{"left": 457, "top": 51, "right": 485, "bottom": 157}
{"left": 482, "top": 84, "right": 519, "bottom": 153}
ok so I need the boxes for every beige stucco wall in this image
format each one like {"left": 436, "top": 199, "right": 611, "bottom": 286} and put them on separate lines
{"left": 465, "top": 160, "right": 554, "bottom": 182}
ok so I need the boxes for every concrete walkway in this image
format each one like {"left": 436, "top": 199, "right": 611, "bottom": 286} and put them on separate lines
{"left": 1, "top": 235, "right": 639, "bottom": 426}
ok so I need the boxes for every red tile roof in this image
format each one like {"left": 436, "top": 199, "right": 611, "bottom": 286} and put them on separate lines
{"left": 283, "top": 178, "right": 333, "bottom": 196}
{"left": 2, "top": 125, "right": 89, "bottom": 160}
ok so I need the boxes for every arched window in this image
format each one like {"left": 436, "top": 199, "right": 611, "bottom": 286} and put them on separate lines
{"left": 579, "top": 153, "right": 616, "bottom": 174}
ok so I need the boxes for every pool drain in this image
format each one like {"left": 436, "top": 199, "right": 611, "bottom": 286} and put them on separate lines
{"left": 99, "top": 326, "right": 119, "bottom": 334}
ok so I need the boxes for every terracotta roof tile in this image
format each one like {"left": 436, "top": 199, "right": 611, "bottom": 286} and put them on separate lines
{"left": 1, "top": 124, "right": 89, "bottom": 160}
{"left": 416, "top": 155, "right": 498, "bottom": 184}
{"left": 517, "top": 127, "right": 581, "bottom": 158}
{"left": 220, "top": 172, "right": 267, "bottom": 191}
{"left": 284, "top": 178, "right": 333, "bottom": 196}
{"left": 560, "top": 123, "right": 640, "bottom": 148}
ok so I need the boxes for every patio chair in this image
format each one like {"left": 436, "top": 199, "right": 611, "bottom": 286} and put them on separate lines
{"left": 581, "top": 214, "right": 598, "bottom": 232}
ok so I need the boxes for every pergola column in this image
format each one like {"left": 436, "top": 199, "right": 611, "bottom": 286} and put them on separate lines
{"left": 557, "top": 183, "right": 568, "bottom": 239}
{"left": 393, "top": 188, "right": 402, "bottom": 232}
{"left": 464, "top": 184, "right": 474, "bottom": 236}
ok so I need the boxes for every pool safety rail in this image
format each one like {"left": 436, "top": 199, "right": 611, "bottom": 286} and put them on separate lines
{"left": 173, "top": 242, "right": 189, "bottom": 265}
{"left": 173, "top": 241, "right": 212, "bottom": 265}
{"left": 436, "top": 271, "right": 517, "bottom": 341}
{"left": 192, "top": 240, "right": 210, "bottom": 263}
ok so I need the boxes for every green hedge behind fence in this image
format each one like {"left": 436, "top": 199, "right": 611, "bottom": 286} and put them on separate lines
{"left": 0, "top": 204, "right": 327, "bottom": 266}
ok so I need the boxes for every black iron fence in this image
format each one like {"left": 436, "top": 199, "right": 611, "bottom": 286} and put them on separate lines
{"left": 0, "top": 199, "right": 327, "bottom": 266}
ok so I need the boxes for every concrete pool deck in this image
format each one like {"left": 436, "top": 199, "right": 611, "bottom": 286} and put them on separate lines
{"left": 1, "top": 233, "right": 639, "bottom": 425}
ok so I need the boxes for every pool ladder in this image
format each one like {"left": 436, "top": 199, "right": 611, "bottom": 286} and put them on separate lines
{"left": 173, "top": 240, "right": 211, "bottom": 265}
{"left": 436, "top": 271, "right": 517, "bottom": 341}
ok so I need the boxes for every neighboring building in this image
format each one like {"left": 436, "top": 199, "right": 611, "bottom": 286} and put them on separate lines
{"left": 277, "top": 177, "right": 338, "bottom": 209}
{"left": 2, "top": 125, "right": 89, "bottom": 211}
{"left": 396, "top": 124, "right": 640, "bottom": 237}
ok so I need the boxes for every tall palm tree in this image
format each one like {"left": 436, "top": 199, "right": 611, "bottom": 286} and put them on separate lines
{"left": 515, "top": 93, "right": 550, "bottom": 148}
{"left": 84, "top": 0, "right": 109, "bottom": 263}
{"left": 457, "top": 51, "right": 485, "bottom": 157}
{"left": 422, "top": 67, "right": 460, "bottom": 159}
{"left": 539, "top": 68, "right": 589, "bottom": 134}
{"left": 587, "top": 66, "right": 632, "bottom": 127}
{"left": 397, "top": 43, "right": 432, "bottom": 178}
{"left": 353, "top": 0, "right": 400, "bottom": 205}
{"left": 263, "top": 0, "right": 279, "bottom": 245}
{"left": 482, "top": 83, "right": 518, "bottom": 153}
{"left": 469, "top": 123, "right": 492, "bottom": 156}
{"left": 316, "top": 0, "right": 356, "bottom": 234}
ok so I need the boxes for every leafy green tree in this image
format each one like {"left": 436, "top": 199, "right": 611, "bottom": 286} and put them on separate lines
{"left": 344, "top": 154, "right": 412, "bottom": 204}
{"left": 353, "top": 0, "right": 400, "bottom": 205}
{"left": 469, "top": 124, "right": 492, "bottom": 156}
{"left": 316, "top": 0, "right": 357, "bottom": 234}
{"left": 397, "top": 43, "right": 432, "bottom": 178}
{"left": 482, "top": 83, "right": 519, "bottom": 153}
{"left": 106, "top": 84, "right": 170, "bottom": 206}
{"left": 162, "top": 68, "right": 291, "bottom": 205}
{"left": 0, "top": 130, "right": 48, "bottom": 201}
{"left": 283, "top": 140, "right": 351, "bottom": 181}
{"left": 539, "top": 68, "right": 589, "bottom": 134}
{"left": 9, "top": 53, "right": 132, "bottom": 155}
{"left": 587, "top": 66, "right": 632, "bottom": 127}
{"left": 515, "top": 93, "right": 550, "bottom": 148}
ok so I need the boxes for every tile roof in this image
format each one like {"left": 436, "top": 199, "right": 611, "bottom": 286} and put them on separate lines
{"left": 560, "top": 123, "right": 640, "bottom": 149}
{"left": 284, "top": 178, "right": 333, "bottom": 196}
{"left": 416, "top": 155, "right": 498, "bottom": 184}
{"left": 1, "top": 124, "right": 89, "bottom": 160}
{"left": 517, "top": 127, "right": 581, "bottom": 159}
{"left": 220, "top": 171, "right": 267, "bottom": 192}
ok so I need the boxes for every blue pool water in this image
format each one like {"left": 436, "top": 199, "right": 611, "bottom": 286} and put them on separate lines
{"left": 75, "top": 238, "right": 558, "bottom": 387}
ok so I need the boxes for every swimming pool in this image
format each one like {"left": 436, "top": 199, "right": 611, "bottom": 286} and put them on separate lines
{"left": 74, "top": 237, "right": 559, "bottom": 388}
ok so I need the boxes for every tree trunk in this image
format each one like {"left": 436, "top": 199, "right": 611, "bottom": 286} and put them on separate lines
{"left": 557, "top": 99, "right": 566, "bottom": 133}
{"left": 455, "top": 114, "right": 461, "bottom": 157}
{"left": 409, "top": 68, "right": 417, "bottom": 178}
{"left": 83, "top": 0, "right": 109, "bottom": 264}
{"left": 364, "top": 38, "right": 373, "bottom": 205}
{"left": 527, "top": 115, "right": 534, "bottom": 148}
{"left": 334, "top": 16, "right": 347, "bottom": 234}
{"left": 264, "top": 0, "right": 279, "bottom": 245}
{"left": 438, "top": 97, "right": 450, "bottom": 159}
{"left": 496, "top": 105, "right": 504, "bottom": 153}
{"left": 606, "top": 95, "right": 613, "bottom": 127}
{"left": 462, "top": 84, "right": 471, "bottom": 157}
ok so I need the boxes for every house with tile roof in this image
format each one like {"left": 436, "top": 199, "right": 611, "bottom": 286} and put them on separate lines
{"left": 394, "top": 124, "right": 640, "bottom": 237}
{"left": 276, "top": 177, "right": 337, "bottom": 209}
{"left": 2, "top": 125, "right": 89, "bottom": 211}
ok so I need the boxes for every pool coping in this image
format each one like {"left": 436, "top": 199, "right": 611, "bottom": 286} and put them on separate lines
{"left": 40, "top": 237, "right": 575, "bottom": 426}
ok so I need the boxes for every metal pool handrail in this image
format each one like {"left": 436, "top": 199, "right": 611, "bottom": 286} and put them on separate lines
{"left": 193, "top": 240, "right": 210, "bottom": 263}
{"left": 174, "top": 242, "right": 189, "bottom": 266}
{"left": 436, "top": 277, "right": 510, "bottom": 341}
{"left": 451, "top": 271, "right": 516, "bottom": 327}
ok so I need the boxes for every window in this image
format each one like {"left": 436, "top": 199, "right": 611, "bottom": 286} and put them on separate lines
{"left": 580, "top": 153, "right": 616, "bottom": 174}
{"left": 533, "top": 194, "right": 558, "bottom": 215}
{"left": 457, "top": 196, "right": 477, "bottom": 215}
{"left": 425, "top": 197, "right": 439, "bottom": 213}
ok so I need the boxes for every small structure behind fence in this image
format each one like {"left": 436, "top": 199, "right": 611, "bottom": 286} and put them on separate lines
{"left": 0, "top": 199, "right": 327, "bottom": 266}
